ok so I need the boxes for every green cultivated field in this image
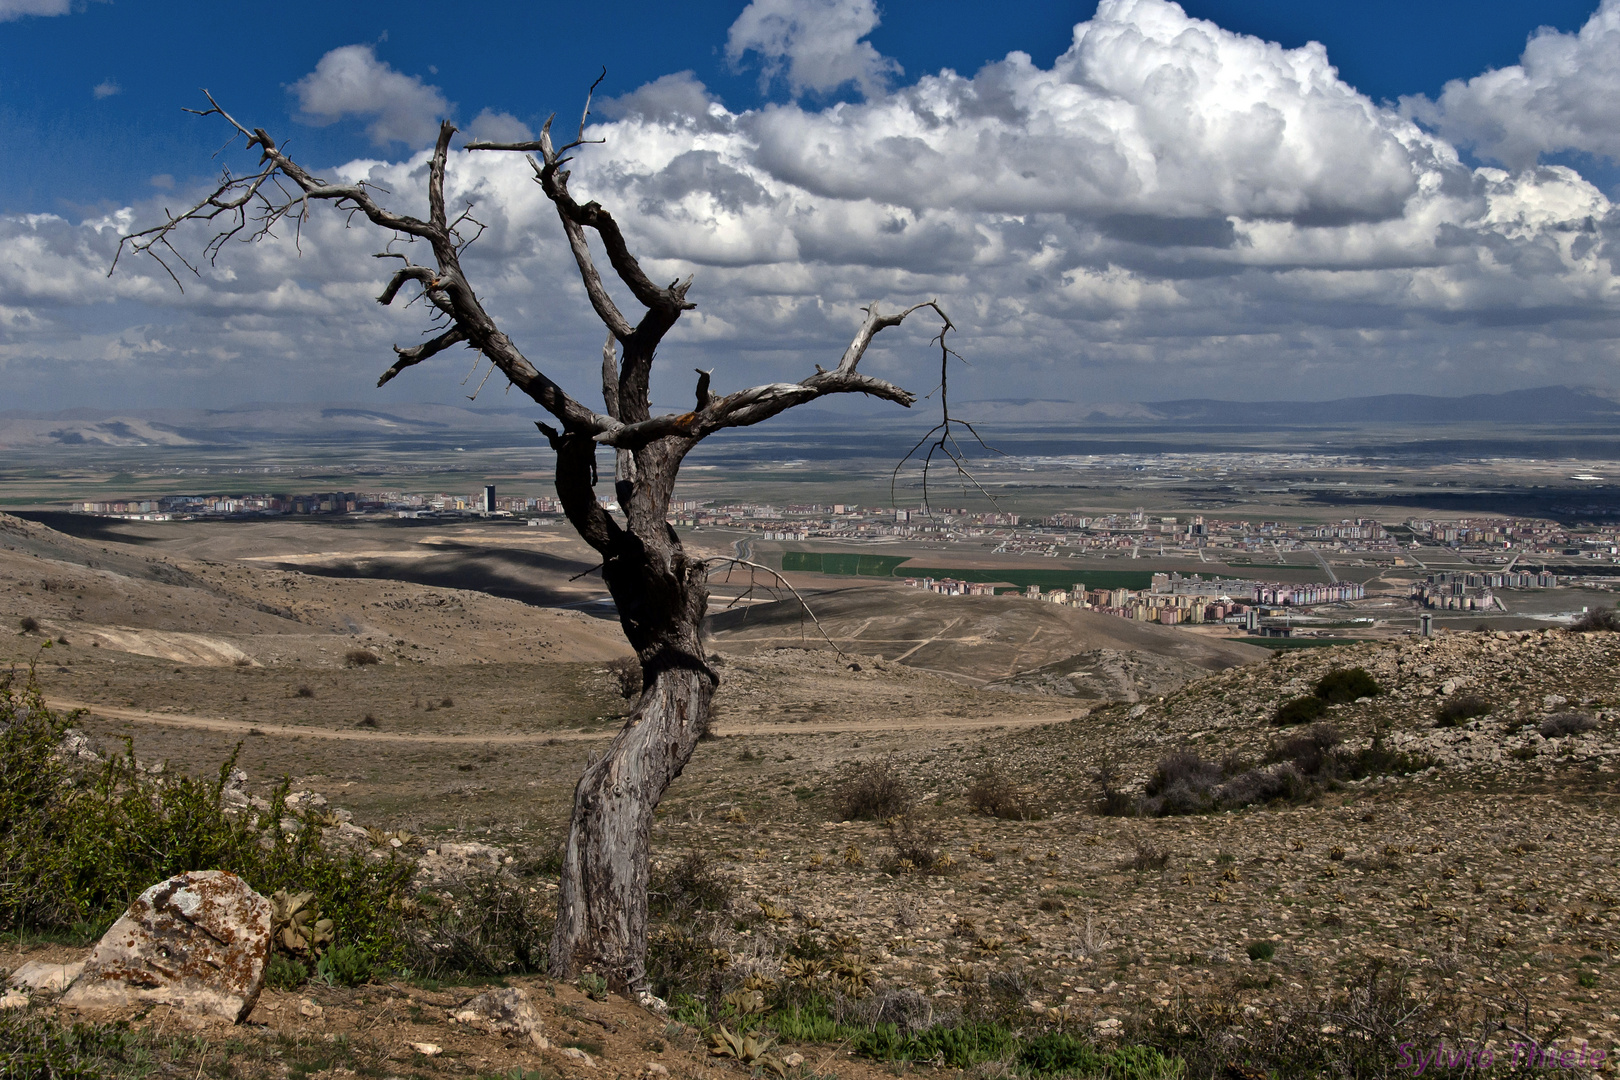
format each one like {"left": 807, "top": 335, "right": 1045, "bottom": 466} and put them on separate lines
{"left": 780, "top": 551, "right": 911, "bottom": 576}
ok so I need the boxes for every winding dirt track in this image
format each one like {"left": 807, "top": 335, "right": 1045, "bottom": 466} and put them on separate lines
{"left": 48, "top": 699, "right": 1080, "bottom": 744}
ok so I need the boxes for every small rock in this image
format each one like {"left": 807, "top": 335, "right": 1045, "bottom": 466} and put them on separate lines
{"left": 0, "top": 990, "right": 29, "bottom": 1010}
{"left": 782, "top": 1053, "right": 805, "bottom": 1068}
{"left": 409, "top": 1042, "right": 442, "bottom": 1056}
{"left": 561, "top": 1047, "right": 597, "bottom": 1068}
{"left": 284, "top": 790, "right": 328, "bottom": 814}
{"left": 299, "top": 998, "right": 324, "bottom": 1019}
{"left": 9, "top": 960, "right": 84, "bottom": 993}
{"left": 643, "top": 1064, "right": 671, "bottom": 1078}
{"left": 413, "top": 841, "right": 509, "bottom": 887}
{"left": 322, "top": 822, "right": 374, "bottom": 853}
{"left": 60, "top": 870, "right": 271, "bottom": 1024}
{"left": 449, "top": 986, "right": 547, "bottom": 1048}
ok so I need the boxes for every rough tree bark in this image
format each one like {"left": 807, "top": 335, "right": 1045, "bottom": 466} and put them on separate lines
{"left": 117, "top": 93, "right": 953, "bottom": 997}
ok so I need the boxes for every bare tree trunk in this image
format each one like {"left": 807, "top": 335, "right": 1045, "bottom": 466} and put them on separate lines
{"left": 546, "top": 434, "right": 716, "bottom": 994}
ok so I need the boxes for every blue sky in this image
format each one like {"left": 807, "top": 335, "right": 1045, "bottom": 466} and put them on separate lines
{"left": 1, "top": 0, "right": 1606, "bottom": 214}
{"left": 3, "top": 0, "right": 1620, "bottom": 412}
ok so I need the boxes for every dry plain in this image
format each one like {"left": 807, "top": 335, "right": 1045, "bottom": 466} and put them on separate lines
{"left": 4, "top": 510, "right": 1620, "bottom": 1078}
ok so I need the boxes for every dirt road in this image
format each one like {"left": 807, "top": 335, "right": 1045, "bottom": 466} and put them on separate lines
{"left": 50, "top": 699, "right": 1081, "bottom": 744}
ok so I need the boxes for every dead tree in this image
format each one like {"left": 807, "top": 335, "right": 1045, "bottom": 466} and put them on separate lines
{"left": 116, "top": 92, "right": 952, "bottom": 996}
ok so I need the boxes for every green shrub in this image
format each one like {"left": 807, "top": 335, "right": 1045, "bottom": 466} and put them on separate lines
{"left": 1272, "top": 695, "right": 1326, "bottom": 726}
{"left": 577, "top": 972, "right": 608, "bottom": 1001}
{"left": 316, "top": 943, "right": 375, "bottom": 987}
{"left": 1018, "top": 1031, "right": 1105, "bottom": 1076}
{"left": 0, "top": 1009, "right": 153, "bottom": 1079}
{"left": 0, "top": 665, "right": 412, "bottom": 961}
{"left": 1247, "top": 941, "right": 1276, "bottom": 961}
{"left": 266, "top": 952, "right": 308, "bottom": 990}
{"left": 855, "top": 1021, "right": 1015, "bottom": 1068}
{"left": 1313, "top": 667, "right": 1382, "bottom": 704}
{"left": 1100, "top": 1044, "right": 1185, "bottom": 1080}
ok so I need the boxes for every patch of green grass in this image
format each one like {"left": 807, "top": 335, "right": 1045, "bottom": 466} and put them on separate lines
{"left": 768, "top": 1000, "right": 862, "bottom": 1044}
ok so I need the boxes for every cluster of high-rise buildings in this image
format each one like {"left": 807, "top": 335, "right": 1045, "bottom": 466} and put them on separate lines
{"left": 1409, "top": 570, "right": 1560, "bottom": 610}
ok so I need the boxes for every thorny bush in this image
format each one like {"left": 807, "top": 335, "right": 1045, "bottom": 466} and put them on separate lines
{"left": 0, "top": 664, "right": 411, "bottom": 959}
{"left": 834, "top": 756, "right": 912, "bottom": 821}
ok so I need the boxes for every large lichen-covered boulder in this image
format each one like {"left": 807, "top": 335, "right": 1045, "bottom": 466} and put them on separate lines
{"left": 61, "top": 870, "right": 271, "bottom": 1023}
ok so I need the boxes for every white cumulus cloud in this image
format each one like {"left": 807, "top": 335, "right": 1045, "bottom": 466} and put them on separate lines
{"left": 726, "top": 0, "right": 901, "bottom": 97}
{"left": 290, "top": 44, "right": 452, "bottom": 147}
{"left": 3, "top": 0, "right": 1619, "bottom": 408}
{"left": 0, "top": 0, "right": 71, "bottom": 20}
{"left": 1403, "top": 0, "right": 1620, "bottom": 168}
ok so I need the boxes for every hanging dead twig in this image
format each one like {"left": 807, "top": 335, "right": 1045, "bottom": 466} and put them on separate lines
{"left": 701, "top": 557, "right": 852, "bottom": 662}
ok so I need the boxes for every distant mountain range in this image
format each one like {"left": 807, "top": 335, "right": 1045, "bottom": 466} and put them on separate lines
{"left": 6, "top": 386, "right": 1620, "bottom": 448}
{"left": 0, "top": 402, "right": 539, "bottom": 448}
{"left": 954, "top": 385, "right": 1620, "bottom": 426}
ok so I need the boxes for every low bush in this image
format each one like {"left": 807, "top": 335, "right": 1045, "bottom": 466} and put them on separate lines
{"left": 1017, "top": 1031, "right": 1105, "bottom": 1076}
{"left": 856, "top": 1020, "right": 1016, "bottom": 1069}
{"left": 0, "top": 665, "right": 412, "bottom": 961}
{"left": 1571, "top": 605, "right": 1620, "bottom": 632}
{"left": 402, "top": 872, "right": 554, "bottom": 978}
{"left": 1272, "top": 694, "right": 1326, "bottom": 726}
{"left": 965, "top": 765, "right": 1045, "bottom": 820}
{"left": 881, "top": 816, "right": 950, "bottom": 875}
{"left": 18, "top": 616, "right": 39, "bottom": 634}
{"left": 1247, "top": 941, "right": 1276, "bottom": 961}
{"left": 266, "top": 952, "right": 308, "bottom": 990}
{"left": 606, "top": 657, "right": 642, "bottom": 699}
{"left": 317, "top": 942, "right": 375, "bottom": 987}
{"left": 1118, "top": 721, "right": 1428, "bottom": 818}
{"left": 1128, "top": 841, "right": 1170, "bottom": 871}
{"left": 0, "top": 1008, "right": 155, "bottom": 1078}
{"left": 1274, "top": 667, "right": 1382, "bottom": 725}
{"left": 1435, "top": 693, "right": 1492, "bottom": 727}
{"left": 648, "top": 850, "right": 732, "bottom": 921}
{"left": 1314, "top": 666, "right": 1383, "bottom": 704}
{"left": 1265, "top": 723, "right": 1343, "bottom": 775}
{"left": 344, "top": 648, "right": 380, "bottom": 667}
{"left": 295, "top": 684, "right": 315, "bottom": 698}
{"left": 835, "top": 757, "right": 912, "bottom": 821}
{"left": 857, "top": 1022, "right": 1182, "bottom": 1078}
{"left": 1541, "top": 711, "right": 1599, "bottom": 738}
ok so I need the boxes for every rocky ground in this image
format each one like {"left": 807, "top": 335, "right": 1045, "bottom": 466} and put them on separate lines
{"left": 6, "top": 506, "right": 1620, "bottom": 1075}
{"left": 7, "top": 630, "right": 1620, "bottom": 1077}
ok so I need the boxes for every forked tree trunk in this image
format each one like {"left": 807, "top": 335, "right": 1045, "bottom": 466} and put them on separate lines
{"left": 547, "top": 436, "right": 717, "bottom": 994}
